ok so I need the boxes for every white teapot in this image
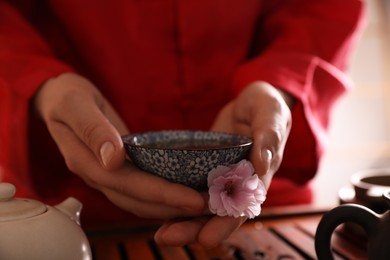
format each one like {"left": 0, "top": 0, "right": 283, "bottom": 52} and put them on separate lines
{"left": 0, "top": 183, "right": 92, "bottom": 260}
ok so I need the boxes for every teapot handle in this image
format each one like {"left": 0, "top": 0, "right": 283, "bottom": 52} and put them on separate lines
{"left": 315, "top": 203, "right": 379, "bottom": 260}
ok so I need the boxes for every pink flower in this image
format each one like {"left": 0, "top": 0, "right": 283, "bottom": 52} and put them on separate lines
{"left": 208, "top": 159, "right": 266, "bottom": 219}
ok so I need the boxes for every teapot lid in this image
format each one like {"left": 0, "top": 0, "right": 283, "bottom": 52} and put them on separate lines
{"left": 0, "top": 183, "right": 47, "bottom": 221}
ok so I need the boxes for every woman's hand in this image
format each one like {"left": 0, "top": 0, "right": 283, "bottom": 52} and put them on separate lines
{"left": 32, "top": 73, "right": 205, "bottom": 220}
{"left": 154, "top": 81, "right": 294, "bottom": 247}
{"left": 33, "top": 75, "right": 293, "bottom": 247}
{"left": 212, "top": 81, "right": 294, "bottom": 188}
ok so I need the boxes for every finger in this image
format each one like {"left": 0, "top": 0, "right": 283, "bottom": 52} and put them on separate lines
{"left": 47, "top": 120, "right": 98, "bottom": 182}
{"left": 101, "top": 188, "right": 205, "bottom": 219}
{"left": 36, "top": 74, "right": 128, "bottom": 170}
{"left": 154, "top": 217, "right": 210, "bottom": 246}
{"left": 53, "top": 92, "right": 126, "bottom": 171}
{"left": 250, "top": 120, "right": 289, "bottom": 189}
{"left": 155, "top": 206, "right": 247, "bottom": 248}
{"left": 198, "top": 216, "right": 246, "bottom": 248}
{"left": 250, "top": 123, "right": 281, "bottom": 177}
{"left": 249, "top": 86, "right": 292, "bottom": 179}
{"left": 105, "top": 165, "right": 206, "bottom": 211}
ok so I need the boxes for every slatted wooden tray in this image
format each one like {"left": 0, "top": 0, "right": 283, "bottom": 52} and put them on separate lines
{"left": 87, "top": 215, "right": 368, "bottom": 260}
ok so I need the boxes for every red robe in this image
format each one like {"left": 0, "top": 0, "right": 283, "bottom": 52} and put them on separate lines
{"left": 0, "top": 0, "right": 365, "bottom": 228}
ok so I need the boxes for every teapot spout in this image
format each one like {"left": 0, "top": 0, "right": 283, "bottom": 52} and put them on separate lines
{"left": 55, "top": 197, "right": 82, "bottom": 225}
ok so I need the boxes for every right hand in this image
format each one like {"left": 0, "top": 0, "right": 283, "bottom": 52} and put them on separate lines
{"left": 32, "top": 73, "right": 205, "bottom": 219}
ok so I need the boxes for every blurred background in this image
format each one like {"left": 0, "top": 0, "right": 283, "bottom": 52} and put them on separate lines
{"left": 311, "top": 0, "right": 390, "bottom": 207}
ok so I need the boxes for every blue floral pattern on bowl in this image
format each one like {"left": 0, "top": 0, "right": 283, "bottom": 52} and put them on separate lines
{"left": 122, "top": 130, "right": 253, "bottom": 191}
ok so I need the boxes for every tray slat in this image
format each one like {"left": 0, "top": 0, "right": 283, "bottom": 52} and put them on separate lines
{"left": 88, "top": 215, "right": 368, "bottom": 259}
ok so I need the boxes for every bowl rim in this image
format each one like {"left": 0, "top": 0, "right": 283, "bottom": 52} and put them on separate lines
{"left": 121, "top": 130, "right": 253, "bottom": 151}
{"left": 351, "top": 168, "right": 390, "bottom": 189}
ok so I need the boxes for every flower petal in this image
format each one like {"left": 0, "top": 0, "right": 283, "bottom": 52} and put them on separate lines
{"left": 207, "top": 159, "right": 267, "bottom": 219}
{"left": 207, "top": 165, "right": 230, "bottom": 187}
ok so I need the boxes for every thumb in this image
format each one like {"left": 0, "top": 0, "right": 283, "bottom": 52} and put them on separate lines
{"left": 250, "top": 143, "right": 273, "bottom": 189}
{"left": 61, "top": 95, "right": 127, "bottom": 171}
{"left": 34, "top": 73, "right": 128, "bottom": 171}
{"left": 253, "top": 147, "right": 272, "bottom": 177}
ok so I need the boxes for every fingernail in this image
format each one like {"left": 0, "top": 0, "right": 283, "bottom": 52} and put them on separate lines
{"left": 261, "top": 149, "right": 272, "bottom": 174}
{"left": 100, "top": 142, "right": 115, "bottom": 168}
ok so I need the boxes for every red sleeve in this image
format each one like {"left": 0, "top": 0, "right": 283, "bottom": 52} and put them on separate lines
{"left": 232, "top": 0, "right": 366, "bottom": 184}
{"left": 0, "top": 2, "right": 73, "bottom": 196}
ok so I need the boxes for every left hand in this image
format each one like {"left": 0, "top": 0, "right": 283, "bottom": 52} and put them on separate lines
{"left": 154, "top": 81, "right": 294, "bottom": 247}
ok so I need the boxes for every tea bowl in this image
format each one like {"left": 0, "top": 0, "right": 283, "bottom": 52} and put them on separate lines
{"left": 350, "top": 168, "right": 390, "bottom": 212}
{"left": 122, "top": 130, "right": 253, "bottom": 191}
